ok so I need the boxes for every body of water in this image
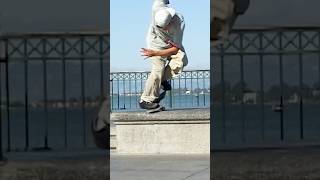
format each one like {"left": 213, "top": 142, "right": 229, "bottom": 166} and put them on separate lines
{"left": 0, "top": 107, "right": 99, "bottom": 151}
{"left": 111, "top": 94, "right": 210, "bottom": 110}
{"left": 212, "top": 103, "right": 320, "bottom": 147}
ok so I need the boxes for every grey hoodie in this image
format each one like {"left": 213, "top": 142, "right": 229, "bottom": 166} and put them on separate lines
{"left": 146, "top": 0, "right": 185, "bottom": 52}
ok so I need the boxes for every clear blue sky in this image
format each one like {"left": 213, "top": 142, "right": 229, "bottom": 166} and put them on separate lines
{"left": 110, "top": 0, "right": 210, "bottom": 72}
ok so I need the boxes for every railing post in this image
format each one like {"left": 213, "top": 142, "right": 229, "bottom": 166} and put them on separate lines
{"left": 169, "top": 80, "right": 173, "bottom": 108}
{"left": 220, "top": 44, "right": 226, "bottom": 143}
{"left": 4, "top": 38, "right": 10, "bottom": 152}
{"left": 62, "top": 37, "right": 68, "bottom": 149}
{"left": 80, "top": 36, "right": 87, "bottom": 147}
{"left": 298, "top": 31, "right": 304, "bottom": 140}
{"left": 0, "top": 38, "right": 5, "bottom": 160}
{"left": 279, "top": 31, "right": 284, "bottom": 141}
{"left": 24, "top": 37, "right": 29, "bottom": 151}
{"left": 42, "top": 38, "right": 50, "bottom": 150}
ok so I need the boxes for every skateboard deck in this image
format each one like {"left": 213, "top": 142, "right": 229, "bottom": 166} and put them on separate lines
{"left": 147, "top": 106, "right": 165, "bottom": 114}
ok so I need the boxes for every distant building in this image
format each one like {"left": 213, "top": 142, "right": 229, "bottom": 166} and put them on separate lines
{"left": 243, "top": 91, "right": 257, "bottom": 104}
{"left": 288, "top": 93, "right": 299, "bottom": 103}
{"left": 312, "top": 90, "right": 320, "bottom": 97}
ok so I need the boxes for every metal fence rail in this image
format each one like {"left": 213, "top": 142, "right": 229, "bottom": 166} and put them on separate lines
{"left": 111, "top": 70, "right": 210, "bottom": 110}
{"left": 0, "top": 33, "right": 109, "bottom": 155}
{"left": 212, "top": 27, "right": 320, "bottom": 148}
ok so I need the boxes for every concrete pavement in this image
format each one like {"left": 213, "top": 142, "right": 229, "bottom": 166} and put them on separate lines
{"left": 0, "top": 150, "right": 210, "bottom": 180}
{"left": 110, "top": 152, "right": 210, "bottom": 180}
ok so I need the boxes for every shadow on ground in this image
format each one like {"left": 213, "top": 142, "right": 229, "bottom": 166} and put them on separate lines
{"left": 211, "top": 147, "right": 320, "bottom": 179}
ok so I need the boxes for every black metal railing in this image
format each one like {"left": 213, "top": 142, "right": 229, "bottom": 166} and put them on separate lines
{"left": 212, "top": 27, "right": 320, "bottom": 148}
{"left": 0, "top": 33, "right": 109, "bottom": 156}
{"left": 110, "top": 70, "right": 210, "bottom": 110}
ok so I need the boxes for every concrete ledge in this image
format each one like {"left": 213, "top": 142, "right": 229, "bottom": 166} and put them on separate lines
{"left": 111, "top": 108, "right": 210, "bottom": 154}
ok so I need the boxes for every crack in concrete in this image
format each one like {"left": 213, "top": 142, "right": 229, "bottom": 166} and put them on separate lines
{"left": 179, "top": 166, "right": 210, "bottom": 180}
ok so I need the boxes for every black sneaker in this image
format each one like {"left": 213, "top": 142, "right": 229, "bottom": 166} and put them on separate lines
{"left": 153, "top": 91, "right": 166, "bottom": 103}
{"left": 139, "top": 101, "right": 159, "bottom": 110}
{"left": 161, "top": 80, "right": 172, "bottom": 91}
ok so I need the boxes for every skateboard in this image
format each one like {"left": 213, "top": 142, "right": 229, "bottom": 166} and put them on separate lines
{"left": 147, "top": 106, "right": 165, "bottom": 114}
{"left": 145, "top": 90, "right": 167, "bottom": 113}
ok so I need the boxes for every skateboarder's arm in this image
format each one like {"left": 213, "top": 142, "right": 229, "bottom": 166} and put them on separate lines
{"left": 140, "top": 46, "right": 179, "bottom": 58}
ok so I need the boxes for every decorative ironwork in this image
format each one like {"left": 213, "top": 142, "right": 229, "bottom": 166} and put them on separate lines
{"left": 1, "top": 33, "right": 109, "bottom": 60}
{"left": 212, "top": 27, "right": 320, "bottom": 149}
{"left": 213, "top": 27, "right": 320, "bottom": 55}
{"left": 110, "top": 70, "right": 210, "bottom": 110}
{"left": 0, "top": 33, "right": 109, "bottom": 153}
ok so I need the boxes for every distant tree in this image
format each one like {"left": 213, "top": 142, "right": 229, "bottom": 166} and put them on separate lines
{"left": 264, "top": 83, "right": 311, "bottom": 102}
{"left": 212, "top": 81, "right": 232, "bottom": 103}
{"left": 231, "top": 81, "right": 251, "bottom": 102}
{"left": 265, "top": 85, "right": 280, "bottom": 102}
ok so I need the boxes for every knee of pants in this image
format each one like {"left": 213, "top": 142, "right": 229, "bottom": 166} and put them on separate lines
{"left": 149, "top": 68, "right": 165, "bottom": 83}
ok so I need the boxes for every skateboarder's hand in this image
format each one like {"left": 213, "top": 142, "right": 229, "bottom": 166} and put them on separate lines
{"left": 141, "top": 46, "right": 179, "bottom": 58}
{"left": 140, "top": 48, "right": 156, "bottom": 57}
{"left": 140, "top": 48, "right": 156, "bottom": 58}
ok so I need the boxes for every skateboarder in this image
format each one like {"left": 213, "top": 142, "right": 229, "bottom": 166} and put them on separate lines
{"left": 91, "top": 0, "right": 251, "bottom": 149}
{"left": 139, "top": 0, "right": 188, "bottom": 110}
